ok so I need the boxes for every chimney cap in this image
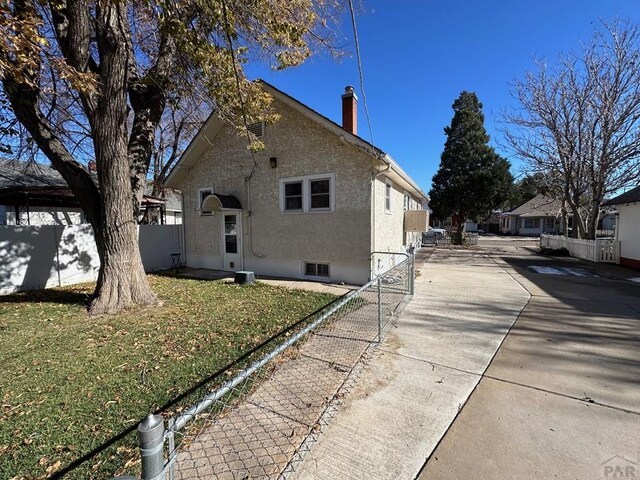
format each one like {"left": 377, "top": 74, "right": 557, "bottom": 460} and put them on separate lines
{"left": 342, "top": 85, "right": 357, "bottom": 99}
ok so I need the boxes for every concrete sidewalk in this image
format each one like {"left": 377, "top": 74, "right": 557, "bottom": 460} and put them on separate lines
{"left": 419, "top": 246, "right": 640, "bottom": 480}
{"left": 290, "top": 248, "right": 530, "bottom": 479}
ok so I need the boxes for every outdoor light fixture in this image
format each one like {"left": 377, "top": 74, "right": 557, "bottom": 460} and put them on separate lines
{"left": 269, "top": 157, "right": 277, "bottom": 168}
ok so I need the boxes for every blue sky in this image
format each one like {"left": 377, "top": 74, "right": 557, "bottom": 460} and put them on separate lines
{"left": 246, "top": 0, "right": 640, "bottom": 194}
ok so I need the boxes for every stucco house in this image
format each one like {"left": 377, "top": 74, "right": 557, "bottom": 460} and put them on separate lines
{"left": 164, "top": 81, "right": 429, "bottom": 284}
{"left": 500, "top": 194, "right": 562, "bottom": 236}
{"left": 602, "top": 186, "right": 640, "bottom": 269}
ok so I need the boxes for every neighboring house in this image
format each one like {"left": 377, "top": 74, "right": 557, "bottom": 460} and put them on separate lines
{"left": 598, "top": 210, "right": 616, "bottom": 233}
{"left": 140, "top": 185, "right": 183, "bottom": 225}
{"left": 164, "top": 81, "right": 429, "bottom": 284}
{"left": 602, "top": 186, "right": 640, "bottom": 269}
{"left": 481, "top": 213, "right": 501, "bottom": 234}
{"left": 0, "top": 160, "right": 85, "bottom": 225}
{"left": 500, "top": 194, "right": 562, "bottom": 236}
{"left": 163, "top": 190, "right": 183, "bottom": 224}
{"left": 0, "top": 159, "right": 179, "bottom": 226}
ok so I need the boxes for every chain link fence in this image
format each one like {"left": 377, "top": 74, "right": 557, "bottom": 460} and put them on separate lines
{"left": 128, "top": 254, "right": 414, "bottom": 480}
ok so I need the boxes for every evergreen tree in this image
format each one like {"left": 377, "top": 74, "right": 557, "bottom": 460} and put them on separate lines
{"left": 429, "top": 91, "right": 512, "bottom": 240}
{"left": 507, "top": 174, "right": 542, "bottom": 209}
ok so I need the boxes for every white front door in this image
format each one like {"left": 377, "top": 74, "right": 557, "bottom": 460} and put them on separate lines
{"left": 221, "top": 212, "right": 243, "bottom": 271}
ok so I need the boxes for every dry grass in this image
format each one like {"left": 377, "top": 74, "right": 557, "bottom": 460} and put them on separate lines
{"left": 0, "top": 275, "right": 337, "bottom": 479}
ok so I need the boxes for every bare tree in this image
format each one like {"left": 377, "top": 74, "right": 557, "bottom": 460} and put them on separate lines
{"left": 503, "top": 20, "right": 640, "bottom": 239}
{"left": 1, "top": 0, "right": 342, "bottom": 314}
{"left": 140, "top": 95, "right": 209, "bottom": 224}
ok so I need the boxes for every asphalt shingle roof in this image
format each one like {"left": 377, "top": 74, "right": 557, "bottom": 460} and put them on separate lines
{"left": 0, "top": 160, "right": 69, "bottom": 189}
{"left": 602, "top": 186, "right": 640, "bottom": 206}
{"left": 508, "top": 194, "right": 562, "bottom": 218}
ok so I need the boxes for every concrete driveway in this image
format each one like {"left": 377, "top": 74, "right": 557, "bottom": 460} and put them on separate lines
{"left": 291, "top": 247, "right": 531, "bottom": 479}
{"left": 419, "top": 240, "right": 640, "bottom": 480}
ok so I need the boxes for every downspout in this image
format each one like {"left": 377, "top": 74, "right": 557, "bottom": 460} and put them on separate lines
{"left": 371, "top": 154, "right": 391, "bottom": 276}
{"left": 180, "top": 191, "right": 187, "bottom": 266}
{"left": 244, "top": 171, "right": 265, "bottom": 262}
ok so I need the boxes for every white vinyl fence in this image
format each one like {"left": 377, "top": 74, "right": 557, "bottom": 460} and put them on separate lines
{"left": 539, "top": 234, "right": 620, "bottom": 264}
{"left": 0, "top": 224, "right": 183, "bottom": 295}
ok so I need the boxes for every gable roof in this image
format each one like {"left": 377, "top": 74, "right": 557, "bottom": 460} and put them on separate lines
{"left": 0, "top": 159, "right": 69, "bottom": 189}
{"left": 601, "top": 185, "right": 640, "bottom": 206}
{"left": 507, "top": 194, "right": 562, "bottom": 218}
{"left": 164, "top": 80, "right": 428, "bottom": 202}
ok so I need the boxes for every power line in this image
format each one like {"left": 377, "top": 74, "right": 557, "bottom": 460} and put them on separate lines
{"left": 347, "top": 0, "right": 375, "bottom": 149}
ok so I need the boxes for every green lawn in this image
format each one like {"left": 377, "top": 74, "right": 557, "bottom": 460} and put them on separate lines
{"left": 0, "top": 275, "right": 337, "bottom": 479}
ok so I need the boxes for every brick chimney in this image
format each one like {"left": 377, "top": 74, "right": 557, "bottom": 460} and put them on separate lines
{"left": 341, "top": 85, "right": 358, "bottom": 135}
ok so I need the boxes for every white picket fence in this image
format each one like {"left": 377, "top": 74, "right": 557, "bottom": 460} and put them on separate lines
{"left": 539, "top": 234, "right": 620, "bottom": 264}
{"left": 0, "top": 224, "right": 183, "bottom": 295}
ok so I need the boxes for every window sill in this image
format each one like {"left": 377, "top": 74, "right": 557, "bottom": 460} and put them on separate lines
{"left": 282, "top": 209, "right": 335, "bottom": 214}
{"left": 304, "top": 274, "right": 331, "bottom": 281}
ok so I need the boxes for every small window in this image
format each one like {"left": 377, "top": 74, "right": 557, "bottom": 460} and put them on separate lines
{"left": 546, "top": 217, "right": 555, "bottom": 229}
{"left": 0, "top": 205, "right": 6, "bottom": 225}
{"left": 199, "top": 187, "right": 213, "bottom": 216}
{"left": 403, "top": 192, "right": 410, "bottom": 211}
{"left": 247, "top": 122, "right": 264, "bottom": 137}
{"left": 305, "top": 262, "right": 330, "bottom": 277}
{"left": 524, "top": 218, "right": 536, "bottom": 229}
{"left": 310, "top": 179, "right": 330, "bottom": 210}
{"left": 284, "top": 181, "right": 303, "bottom": 211}
{"left": 385, "top": 180, "right": 392, "bottom": 213}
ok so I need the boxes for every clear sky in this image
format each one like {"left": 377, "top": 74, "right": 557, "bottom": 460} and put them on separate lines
{"left": 246, "top": 0, "right": 640, "bottom": 194}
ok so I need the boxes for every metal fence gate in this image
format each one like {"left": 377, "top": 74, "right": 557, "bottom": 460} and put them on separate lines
{"left": 130, "top": 254, "right": 415, "bottom": 480}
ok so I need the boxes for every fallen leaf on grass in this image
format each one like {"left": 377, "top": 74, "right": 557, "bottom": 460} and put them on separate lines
{"left": 46, "top": 460, "right": 62, "bottom": 474}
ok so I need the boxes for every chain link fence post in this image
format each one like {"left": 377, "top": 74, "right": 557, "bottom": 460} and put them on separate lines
{"left": 410, "top": 253, "right": 415, "bottom": 295}
{"left": 138, "top": 413, "right": 165, "bottom": 480}
{"left": 377, "top": 276, "right": 382, "bottom": 343}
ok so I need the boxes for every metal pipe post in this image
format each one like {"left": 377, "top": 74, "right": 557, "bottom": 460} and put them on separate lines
{"left": 138, "top": 413, "right": 165, "bottom": 480}
{"left": 410, "top": 255, "right": 415, "bottom": 295}
{"left": 377, "top": 276, "right": 382, "bottom": 343}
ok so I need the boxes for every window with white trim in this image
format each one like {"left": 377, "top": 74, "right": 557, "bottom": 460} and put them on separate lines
{"left": 305, "top": 262, "right": 329, "bottom": 277}
{"left": 403, "top": 191, "right": 410, "bottom": 211}
{"left": 198, "top": 187, "right": 213, "bottom": 215}
{"left": 385, "top": 180, "right": 392, "bottom": 213}
{"left": 523, "top": 218, "right": 536, "bottom": 229}
{"left": 279, "top": 174, "right": 335, "bottom": 213}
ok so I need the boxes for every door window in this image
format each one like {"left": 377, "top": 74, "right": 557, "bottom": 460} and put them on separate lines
{"left": 224, "top": 215, "right": 238, "bottom": 253}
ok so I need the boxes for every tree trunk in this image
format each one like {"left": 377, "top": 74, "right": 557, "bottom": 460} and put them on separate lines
{"left": 88, "top": 2, "right": 157, "bottom": 315}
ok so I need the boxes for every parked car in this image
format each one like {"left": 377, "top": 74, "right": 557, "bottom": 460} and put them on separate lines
{"left": 424, "top": 227, "right": 447, "bottom": 237}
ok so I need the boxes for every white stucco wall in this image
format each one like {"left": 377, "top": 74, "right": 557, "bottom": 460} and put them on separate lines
{"left": 178, "top": 99, "right": 375, "bottom": 284}
{"left": 370, "top": 176, "right": 422, "bottom": 277}
{"left": 617, "top": 203, "right": 640, "bottom": 267}
{"left": 372, "top": 176, "right": 422, "bottom": 252}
